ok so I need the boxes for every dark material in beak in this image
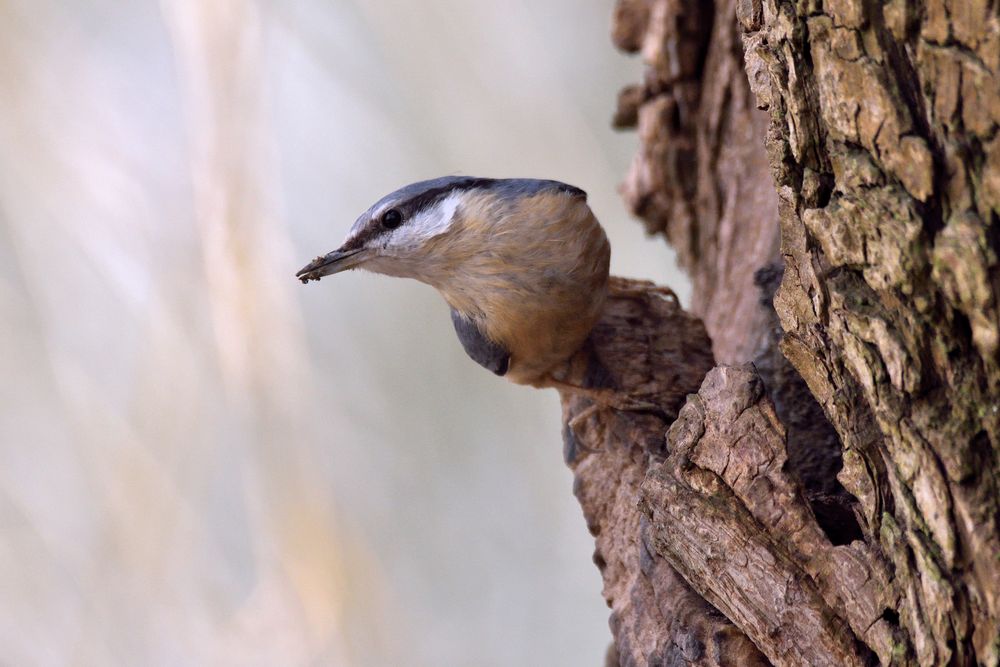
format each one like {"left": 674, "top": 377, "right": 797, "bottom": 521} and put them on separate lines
{"left": 296, "top": 248, "right": 364, "bottom": 283}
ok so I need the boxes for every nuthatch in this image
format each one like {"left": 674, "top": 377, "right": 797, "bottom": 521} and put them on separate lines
{"left": 296, "top": 176, "right": 610, "bottom": 390}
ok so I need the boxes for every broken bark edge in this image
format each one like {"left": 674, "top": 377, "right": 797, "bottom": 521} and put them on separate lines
{"left": 557, "top": 278, "right": 768, "bottom": 666}
{"left": 559, "top": 282, "right": 899, "bottom": 666}
{"left": 642, "top": 364, "right": 899, "bottom": 667}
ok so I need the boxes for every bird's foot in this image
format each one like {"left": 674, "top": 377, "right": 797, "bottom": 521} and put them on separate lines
{"left": 545, "top": 377, "right": 665, "bottom": 425}
{"left": 608, "top": 276, "right": 679, "bottom": 303}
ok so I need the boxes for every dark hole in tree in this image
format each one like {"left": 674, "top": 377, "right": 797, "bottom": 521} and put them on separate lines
{"left": 881, "top": 608, "right": 900, "bottom": 625}
{"left": 754, "top": 262, "right": 865, "bottom": 546}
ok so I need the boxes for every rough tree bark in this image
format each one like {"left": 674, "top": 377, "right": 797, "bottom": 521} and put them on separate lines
{"left": 557, "top": 1, "right": 1000, "bottom": 665}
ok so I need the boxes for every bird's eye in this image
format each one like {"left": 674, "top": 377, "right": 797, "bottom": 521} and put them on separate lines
{"left": 382, "top": 208, "right": 403, "bottom": 229}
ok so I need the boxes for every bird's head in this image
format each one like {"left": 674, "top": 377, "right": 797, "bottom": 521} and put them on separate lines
{"left": 296, "top": 176, "right": 587, "bottom": 287}
{"left": 296, "top": 176, "right": 491, "bottom": 285}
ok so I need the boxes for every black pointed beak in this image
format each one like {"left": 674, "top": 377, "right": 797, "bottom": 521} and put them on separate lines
{"left": 296, "top": 248, "right": 365, "bottom": 283}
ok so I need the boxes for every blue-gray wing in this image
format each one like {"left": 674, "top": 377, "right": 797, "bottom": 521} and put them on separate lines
{"left": 450, "top": 309, "right": 510, "bottom": 376}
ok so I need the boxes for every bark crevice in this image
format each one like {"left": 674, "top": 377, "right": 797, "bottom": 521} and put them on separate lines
{"left": 561, "top": 0, "right": 1000, "bottom": 664}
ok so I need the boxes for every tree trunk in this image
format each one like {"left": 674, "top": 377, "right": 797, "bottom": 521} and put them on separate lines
{"left": 559, "top": 1, "right": 1000, "bottom": 665}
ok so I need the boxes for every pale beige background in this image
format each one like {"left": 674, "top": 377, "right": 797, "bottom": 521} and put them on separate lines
{"left": 0, "top": 1, "right": 689, "bottom": 665}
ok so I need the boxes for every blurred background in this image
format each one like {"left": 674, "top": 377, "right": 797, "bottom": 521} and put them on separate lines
{"left": 0, "top": 1, "right": 688, "bottom": 665}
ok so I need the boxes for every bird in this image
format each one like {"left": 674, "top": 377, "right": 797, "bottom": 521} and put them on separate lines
{"left": 297, "top": 176, "right": 628, "bottom": 401}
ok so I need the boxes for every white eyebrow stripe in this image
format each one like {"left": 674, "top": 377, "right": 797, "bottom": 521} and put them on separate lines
{"left": 408, "top": 192, "right": 461, "bottom": 239}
